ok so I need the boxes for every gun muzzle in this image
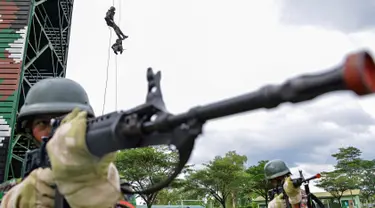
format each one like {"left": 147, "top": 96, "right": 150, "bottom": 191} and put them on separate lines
{"left": 342, "top": 51, "right": 375, "bottom": 95}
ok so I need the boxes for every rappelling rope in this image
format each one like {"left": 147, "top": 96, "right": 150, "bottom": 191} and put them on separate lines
{"left": 102, "top": 28, "right": 112, "bottom": 115}
{"left": 114, "top": 0, "right": 121, "bottom": 111}
{"left": 101, "top": 0, "right": 116, "bottom": 115}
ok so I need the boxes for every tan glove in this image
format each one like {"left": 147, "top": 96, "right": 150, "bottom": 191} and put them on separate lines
{"left": 0, "top": 168, "right": 55, "bottom": 208}
{"left": 268, "top": 194, "right": 286, "bottom": 208}
{"left": 46, "top": 108, "right": 122, "bottom": 208}
{"left": 283, "top": 176, "right": 302, "bottom": 205}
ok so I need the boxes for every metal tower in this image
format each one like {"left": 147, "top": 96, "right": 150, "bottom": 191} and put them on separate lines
{"left": 0, "top": 0, "right": 74, "bottom": 182}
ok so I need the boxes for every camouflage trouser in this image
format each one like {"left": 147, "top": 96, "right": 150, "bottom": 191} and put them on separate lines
{"left": 105, "top": 18, "right": 127, "bottom": 40}
{"left": 113, "top": 25, "right": 127, "bottom": 40}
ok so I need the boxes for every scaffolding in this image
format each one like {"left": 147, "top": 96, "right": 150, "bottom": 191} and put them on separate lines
{"left": 1, "top": 0, "right": 75, "bottom": 181}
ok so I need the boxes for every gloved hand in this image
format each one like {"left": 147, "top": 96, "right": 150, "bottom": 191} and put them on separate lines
{"left": 0, "top": 168, "right": 55, "bottom": 208}
{"left": 283, "top": 176, "right": 302, "bottom": 204}
{"left": 268, "top": 194, "right": 286, "bottom": 208}
{"left": 46, "top": 108, "right": 122, "bottom": 208}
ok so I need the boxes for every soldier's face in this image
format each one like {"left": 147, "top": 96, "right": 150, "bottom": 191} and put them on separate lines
{"left": 31, "top": 117, "right": 52, "bottom": 142}
{"left": 270, "top": 176, "right": 285, "bottom": 187}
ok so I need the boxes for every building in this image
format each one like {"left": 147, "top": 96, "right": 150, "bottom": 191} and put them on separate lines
{"left": 253, "top": 189, "right": 361, "bottom": 208}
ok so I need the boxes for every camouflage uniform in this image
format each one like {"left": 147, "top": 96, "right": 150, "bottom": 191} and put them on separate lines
{"left": 0, "top": 78, "right": 123, "bottom": 208}
{"left": 265, "top": 160, "right": 304, "bottom": 208}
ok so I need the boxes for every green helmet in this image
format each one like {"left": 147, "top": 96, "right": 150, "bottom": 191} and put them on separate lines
{"left": 264, "top": 159, "right": 291, "bottom": 180}
{"left": 17, "top": 77, "right": 95, "bottom": 133}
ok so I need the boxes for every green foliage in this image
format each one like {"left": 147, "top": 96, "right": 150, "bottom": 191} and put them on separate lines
{"left": 183, "top": 151, "right": 248, "bottom": 208}
{"left": 246, "top": 160, "right": 272, "bottom": 205}
{"left": 153, "top": 189, "right": 180, "bottom": 205}
{"left": 332, "top": 146, "right": 362, "bottom": 189}
{"left": 115, "top": 145, "right": 374, "bottom": 207}
{"left": 317, "top": 146, "right": 375, "bottom": 204}
{"left": 115, "top": 146, "right": 180, "bottom": 208}
{"left": 358, "top": 159, "right": 375, "bottom": 202}
{"left": 332, "top": 146, "right": 362, "bottom": 172}
{"left": 316, "top": 170, "right": 351, "bottom": 204}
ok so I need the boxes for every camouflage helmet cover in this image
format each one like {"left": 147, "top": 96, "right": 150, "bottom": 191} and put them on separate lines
{"left": 264, "top": 159, "right": 291, "bottom": 180}
{"left": 17, "top": 77, "right": 95, "bottom": 133}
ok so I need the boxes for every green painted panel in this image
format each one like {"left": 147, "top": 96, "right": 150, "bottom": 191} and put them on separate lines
{"left": 0, "top": 34, "right": 22, "bottom": 38}
{"left": 0, "top": 0, "right": 32, "bottom": 187}
{"left": 0, "top": 103, "right": 14, "bottom": 107}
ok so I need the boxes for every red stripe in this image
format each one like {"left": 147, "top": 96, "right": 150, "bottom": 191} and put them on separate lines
{"left": 117, "top": 200, "right": 135, "bottom": 208}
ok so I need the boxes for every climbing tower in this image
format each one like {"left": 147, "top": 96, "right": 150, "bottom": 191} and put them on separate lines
{"left": 0, "top": 0, "right": 74, "bottom": 182}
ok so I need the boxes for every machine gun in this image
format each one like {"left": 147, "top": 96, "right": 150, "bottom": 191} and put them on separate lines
{"left": 22, "top": 50, "right": 375, "bottom": 208}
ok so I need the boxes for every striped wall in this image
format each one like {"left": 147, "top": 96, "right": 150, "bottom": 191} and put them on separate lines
{"left": 0, "top": 0, "right": 31, "bottom": 182}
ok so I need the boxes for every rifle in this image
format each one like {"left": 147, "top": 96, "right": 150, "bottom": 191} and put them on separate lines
{"left": 22, "top": 50, "right": 375, "bottom": 207}
{"left": 267, "top": 171, "right": 323, "bottom": 208}
{"left": 293, "top": 170, "right": 323, "bottom": 208}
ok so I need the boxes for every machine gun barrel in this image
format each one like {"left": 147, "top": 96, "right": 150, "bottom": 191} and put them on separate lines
{"left": 142, "top": 51, "right": 375, "bottom": 132}
{"left": 85, "top": 51, "right": 375, "bottom": 159}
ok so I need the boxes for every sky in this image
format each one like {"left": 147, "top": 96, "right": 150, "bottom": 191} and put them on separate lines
{"left": 65, "top": 0, "right": 375, "bottom": 194}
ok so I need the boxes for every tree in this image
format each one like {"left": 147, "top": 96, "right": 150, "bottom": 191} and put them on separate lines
{"left": 331, "top": 146, "right": 363, "bottom": 200}
{"left": 184, "top": 151, "right": 248, "bottom": 208}
{"left": 316, "top": 170, "right": 352, "bottom": 206}
{"left": 246, "top": 160, "right": 272, "bottom": 206}
{"left": 154, "top": 188, "right": 181, "bottom": 205}
{"left": 115, "top": 147, "right": 180, "bottom": 208}
{"left": 332, "top": 146, "right": 362, "bottom": 181}
{"left": 358, "top": 159, "right": 375, "bottom": 204}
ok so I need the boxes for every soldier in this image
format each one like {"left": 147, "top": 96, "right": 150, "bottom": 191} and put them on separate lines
{"left": 264, "top": 159, "right": 307, "bottom": 208}
{"left": 105, "top": 6, "right": 128, "bottom": 40}
{"left": 112, "top": 38, "right": 124, "bottom": 55}
{"left": 0, "top": 78, "right": 124, "bottom": 207}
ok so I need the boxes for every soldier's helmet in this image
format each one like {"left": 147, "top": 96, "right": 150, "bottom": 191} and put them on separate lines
{"left": 110, "top": 6, "right": 116, "bottom": 11}
{"left": 16, "top": 77, "right": 95, "bottom": 133}
{"left": 264, "top": 159, "right": 291, "bottom": 180}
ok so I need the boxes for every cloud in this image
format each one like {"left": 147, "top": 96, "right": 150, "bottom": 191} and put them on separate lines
{"left": 190, "top": 96, "right": 375, "bottom": 165}
{"left": 64, "top": 0, "right": 375, "bottom": 194}
{"left": 277, "top": 0, "right": 375, "bottom": 33}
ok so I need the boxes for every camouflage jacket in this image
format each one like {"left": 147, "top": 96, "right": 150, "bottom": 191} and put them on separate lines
{"left": 268, "top": 189, "right": 308, "bottom": 208}
{"left": 0, "top": 165, "right": 133, "bottom": 208}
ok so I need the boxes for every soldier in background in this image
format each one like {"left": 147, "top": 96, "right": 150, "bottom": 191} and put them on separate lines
{"left": 105, "top": 6, "right": 128, "bottom": 40}
{"left": 264, "top": 159, "right": 308, "bottom": 208}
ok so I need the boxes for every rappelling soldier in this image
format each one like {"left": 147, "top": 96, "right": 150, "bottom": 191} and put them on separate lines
{"left": 105, "top": 6, "right": 128, "bottom": 40}
{"left": 112, "top": 38, "right": 124, "bottom": 55}
{"left": 264, "top": 159, "right": 308, "bottom": 208}
{"left": 0, "top": 78, "right": 128, "bottom": 208}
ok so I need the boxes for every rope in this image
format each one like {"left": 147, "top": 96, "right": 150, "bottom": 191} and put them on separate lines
{"left": 101, "top": 0, "right": 115, "bottom": 115}
{"left": 115, "top": 0, "right": 121, "bottom": 111}
{"left": 115, "top": 55, "right": 118, "bottom": 111}
{"left": 102, "top": 28, "right": 112, "bottom": 115}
